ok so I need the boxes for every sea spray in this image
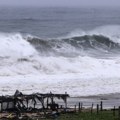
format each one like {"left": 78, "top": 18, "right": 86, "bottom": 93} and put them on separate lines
{"left": 0, "top": 33, "right": 37, "bottom": 58}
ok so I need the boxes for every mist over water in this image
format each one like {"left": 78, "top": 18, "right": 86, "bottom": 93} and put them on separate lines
{"left": 0, "top": 7, "right": 120, "bottom": 96}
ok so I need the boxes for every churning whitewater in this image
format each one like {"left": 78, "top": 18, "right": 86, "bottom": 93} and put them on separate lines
{"left": 1, "top": 6, "right": 120, "bottom": 97}
{"left": 1, "top": 25, "right": 120, "bottom": 96}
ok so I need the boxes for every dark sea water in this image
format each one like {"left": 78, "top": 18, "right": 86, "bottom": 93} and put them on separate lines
{"left": 0, "top": 7, "right": 120, "bottom": 38}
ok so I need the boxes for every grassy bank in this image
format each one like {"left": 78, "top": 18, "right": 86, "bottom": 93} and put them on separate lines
{"left": 44, "top": 110, "right": 119, "bottom": 120}
{"left": 1, "top": 109, "right": 119, "bottom": 120}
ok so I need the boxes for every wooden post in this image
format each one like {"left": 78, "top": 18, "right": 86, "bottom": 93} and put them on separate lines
{"left": 41, "top": 97, "right": 46, "bottom": 115}
{"left": 91, "top": 103, "right": 94, "bottom": 114}
{"left": 63, "top": 92, "right": 67, "bottom": 112}
{"left": 13, "top": 99, "right": 16, "bottom": 110}
{"left": 0, "top": 102, "right": 2, "bottom": 112}
{"left": 97, "top": 104, "right": 99, "bottom": 114}
{"left": 51, "top": 97, "right": 53, "bottom": 104}
{"left": 75, "top": 105, "right": 76, "bottom": 112}
{"left": 100, "top": 101, "right": 103, "bottom": 111}
{"left": 42, "top": 98, "right": 45, "bottom": 109}
{"left": 118, "top": 106, "right": 120, "bottom": 120}
{"left": 0, "top": 102, "right": 1, "bottom": 112}
{"left": 47, "top": 98, "right": 49, "bottom": 109}
{"left": 113, "top": 106, "right": 115, "bottom": 116}
{"left": 1, "top": 102, "right": 3, "bottom": 112}
{"left": 81, "top": 102, "right": 83, "bottom": 111}
{"left": 34, "top": 101, "right": 36, "bottom": 109}
{"left": 26, "top": 99, "right": 29, "bottom": 109}
{"left": 65, "top": 92, "right": 67, "bottom": 109}
{"left": 7, "top": 102, "right": 9, "bottom": 110}
{"left": 79, "top": 102, "right": 81, "bottom": 112}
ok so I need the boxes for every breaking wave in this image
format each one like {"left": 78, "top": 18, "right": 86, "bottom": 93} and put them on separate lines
{"left": 27, "top": 34, "right": 120, "bottom": 57}
{"left": 0, "top": 25, "right": 120, "bottom": 76}
{"left": 0, "top": 28, "right": 120, "bottom": 59}
{"left": 0, "top": 33, "right": 37, "bottom": 58}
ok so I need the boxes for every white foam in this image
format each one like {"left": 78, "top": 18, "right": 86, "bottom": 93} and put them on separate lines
{"left": 0, "top": 74, "right": 120, "bottom": 97}
{"left": 0, "top": 54, "right": 120, "bottom": 96}
{"left": 0, "top": 31, "right": 120, "bottom": 96}
{"left": 0, "top": 33, "right": 37, "bottom": 58}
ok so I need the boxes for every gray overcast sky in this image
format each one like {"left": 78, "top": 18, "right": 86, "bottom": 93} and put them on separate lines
{"left": 0, "top": 0, "right": 120, "bottom": 7}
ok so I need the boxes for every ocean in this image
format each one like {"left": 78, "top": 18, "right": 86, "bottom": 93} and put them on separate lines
{"left": 0, "top": 6, "right": 120, "bottom": 96}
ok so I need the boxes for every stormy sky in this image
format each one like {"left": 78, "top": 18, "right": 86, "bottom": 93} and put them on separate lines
{"left": 0, "top": 0, "right": 119, "bottom": 7}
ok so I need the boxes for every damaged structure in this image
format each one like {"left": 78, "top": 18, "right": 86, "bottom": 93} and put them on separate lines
{"left": 0, "top": 90, "right": 69, "bottom": 119}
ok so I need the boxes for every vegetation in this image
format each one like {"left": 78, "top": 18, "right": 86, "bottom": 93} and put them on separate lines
{"left": 44, "top": 110, "right": 119, "bottom": 120}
